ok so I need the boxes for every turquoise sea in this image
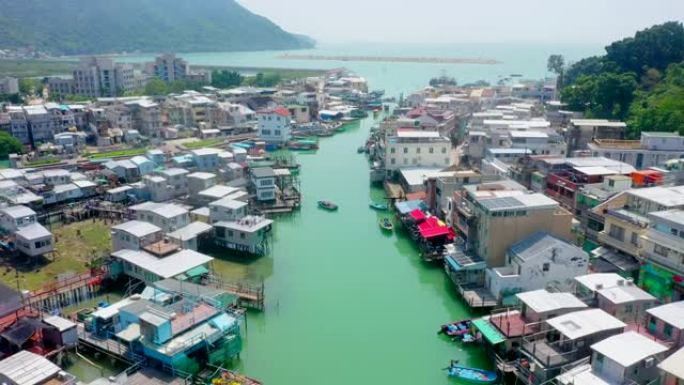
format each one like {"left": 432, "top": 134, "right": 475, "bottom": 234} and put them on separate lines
{"left": 118, "top": 43, "right": 602, "bottom": 384}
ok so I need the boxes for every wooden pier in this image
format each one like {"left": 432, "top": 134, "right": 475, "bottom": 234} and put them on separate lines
{"left": 278, "top": 54, "right": 501, "bottom": 65}
{"left": 206, "top": 276, "right": 265, "bottom": 311}
{"left": 77, "top": 324, "right": 135, "bottom": 363}
{"left": 457, "top": 283, "right": 498, "bottom": 308}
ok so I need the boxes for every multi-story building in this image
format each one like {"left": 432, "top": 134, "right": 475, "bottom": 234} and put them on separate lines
{"left": 72, "top": 57, "right": 135, "bottom": 98}
{"left": 566, "top": 119, "right": 626, "bottom": 154}
{"left": 129, "top": 202, "right": 190, "bottom": 232}
{"left": 6, "top": 106, "right": 29, "bottom": 144}
{"left": 151, "top": 53, "right": 189, "bottom": 82}
{"left": 639, "top": 210, "right": 684, "bottom": 302}
{"left": 450, "top": 181, "right": 574, "bottom": 268}
{"left": 384, "top": 130, "right": 451, "bottom": 173}
{"left": 250, "top": 167, "right": 277, "bottom": 202}
{"left": 126, "top": 99, "right": 162, "bottom": 138}
{"left": 46, "top": 77, "right": 75, "bottom": 98}
{"left": 588, "top": 132, "right": 684, "bottom": 170}
{"left": 257, "top": 107, "right": 292, "bottom": 144}
{"left": 166, "top": 92, "right": 216, "bottom": 127}
{"left": 23, "top": 105, "right": 57, "bottom": 146}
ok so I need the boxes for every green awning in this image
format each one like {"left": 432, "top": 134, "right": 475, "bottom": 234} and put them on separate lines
{"left": 472, "top": 318, "right": 507, "bottom": 345}
{"left": 186, "top": 265, "right": 210, "bottom": 278}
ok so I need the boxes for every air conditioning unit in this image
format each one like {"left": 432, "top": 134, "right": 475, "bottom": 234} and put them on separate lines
{"left": 617, "top": 279, "right": 625, "bottom": 286}
{"left": 644, "top": 357, "right": 655, "bottom": 368}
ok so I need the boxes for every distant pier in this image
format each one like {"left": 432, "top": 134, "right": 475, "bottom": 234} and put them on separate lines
{"left": 277, "top": 53, "right": 500, "bottom": 65}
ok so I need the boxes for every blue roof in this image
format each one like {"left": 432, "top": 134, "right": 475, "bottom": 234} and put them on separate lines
{"left": 394, "top": 200, "right": 428, "bottom": 215}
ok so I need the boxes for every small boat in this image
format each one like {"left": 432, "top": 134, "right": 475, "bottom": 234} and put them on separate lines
{"left": 439, "top": 319, "right": 472, "bottom": 337}
{"left": 379, "top": 218, "right": 393, "bottom": 231}
{"left": 461, "top": 333, "right": 477, "bottom": 344}
{"left": 318, "top": 201, "right": 338, "bottom": 211}
{"left": 357, "top": 146, "right": 366, "bottom": 154}
{"left": 446, "top": 363, "right": 498, "bottom": 384}
{"left": 369, "top": 201, "right": 388, "bottom": 211}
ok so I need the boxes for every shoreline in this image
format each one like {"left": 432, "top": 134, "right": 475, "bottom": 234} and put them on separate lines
{"left": 278, "top": 53, "right": 501, "bottom": 65}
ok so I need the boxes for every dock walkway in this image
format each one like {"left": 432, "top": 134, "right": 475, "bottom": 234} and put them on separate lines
{"left": 77, "top": 324, "right": 133, "bottom": 362}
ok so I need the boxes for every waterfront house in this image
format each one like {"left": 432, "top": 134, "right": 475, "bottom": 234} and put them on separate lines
{"left": 575, "top": 175, "right": 632, "bottom": 250}
{"left": 143, "top": 175, "right": 172, "bottom": 202}
{"left": 87, "top": 283, "right": 241, "bottom": 374}
{"left": 214, "top": 216, "right": 273, "bottom": 255}
{"left": 250, "top": 167, "right": 276, "bottom": 202}
{"left": 0, "top": 205, "right": 37, "bottom": 232}
{"left": 645, "top": 301, "right": 684, "bottom": 348}
{"left": 257, "top": 106, "right": 292, "bottom": 144}
{"left": 105, "top": 185, "right": 133, "bottom": 202}
{"left": 0, "top": 180, "right": 43, "bottom": 207}
{"left": 0, "top": 350, "right": 77, "bottom": 385}
{"left": 595, "top": 282, "right": 657, "bottom": 323}
{"left": 157, "top": 168, "right": 189, "bottom": 197}
{"left": 575, "top": 273, "right": 631, "bottom": 302}
{"left": 659, "top": 346, "right": 684, "bottom": 385}
{"left": 110, "top": 247, "right": 213, "bottom": 284}
{"left": 197, "top": 185, "right": 242, "bottom": 207}
{"left": 474, "top": 290, "right": 587, "bottom": 360}
{"left": 146, "top": 149, "right": 165, "bottom": 166}
{"left": 191, "top": 148, "right": 222, "bottom": 172}
{"left": 15, "top": 222, "right": 53, "bottom": 257}
{"left": 639, "top": 209, "right": 684, "bottom": 302}
{"left": 111, "top": 220, "right": 163, "bottom": 252}
{"left": 167, "top": 221, "right": 213, "bottom": 251}
{"left": 42, "top": 315, "right": 78, "bottom": 349}
{"left": 209, "top": 198, "right": 248, "bottom": 223}
{"left": 73, "top": 180, "right": 97, "bottom": 198}
{"left": 190, "top": 207, "right": 211, "bottom": 223}
{"left": 486, "top": 232, "right": 589, "bottom": 302}
{"left": 384, "top": 130, "right": 451, "bottom": 173}
{"left": 129, "top": 202, "right": 190, "bottom": 232}
{"left": 131, "top": 155, "right": 155, "bottom": 176}
{"left": 517, "top": 309, "right": 626, "bottom": 385}
{"left": 41, "top": 169, "right": 71, "bottom": 186}
{"left": 556, "top": 331, "right": 669, "bottom": 385}
{"left": 187, "top": 172, "right": 217, "bottom": 200}
{"left": 105, "top": 159, "right": 139, "bottom": 181}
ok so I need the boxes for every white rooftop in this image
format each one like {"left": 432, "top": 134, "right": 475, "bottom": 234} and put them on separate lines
{"left": 0, "top": 350, "right": 61, "bottom": 385}
{"left": 159, "top": 168, "right": 189, "bottom": 177}
{"left": 649, "top": 209, "right": 684, "bottom": 226}
{"left": 509, "top": 131, "right": 548, "bottom": 139}
{"left": 187, "top": 172, "right": 216, "bottom": 180}
{"left": 516, "top": 290, "right": 587, "bottom": 314}
{"left": 571, "top": 119, "right": 627, "bottom": 128}
{"left": 15, "top": 223, "right": 51, "bottom": 240}
{"left": 575, "top": 273, "right": 626, "bottom": 293}
{"left": 191, "top": 148, "right": 223, "bottom": 156}
{"left": 396, "top": 130, "right": 441, "bottom": 139}
{"left": 107, "top": 185, "right": 133, "bottom": 194}
{"left": 215, "top": 216, "right": 273, "bottom": 233}
{"left": 597, "top": 284, "right": 655, "bottom": 304}
{"left": 112, "top": 248, "right": 213, "bottom": 279}
{"left": 399, "top": 167, "right": 444, "bottom": 187}
{"left": 591, "top": 331, "right": 668, "bottom": 367}
{"left": 573, "top": 166, "right": 619, "bottom": 176}
{"left": 555, "top": 364, "right": 610, "bottom": 385}
{"left": 659, "top": 346, "right": 684, "bottom": 380}
{"left": 199, "top": 185, "right": 240, "bottom": 199}
{"left": 546, "top": 309, "right": 625, "bottom": 340}
{"left": 646, "top": 301, "right": 684, "bottom": 329}
{"left": 167, "top": 221, "right": 213, "bottom": 241}
{"left": 112, "top": 220, "right": 161, "bottom": 238}
{"left": 627, "top": 185, "right": 684, "bottom": 207}
{"left": 210, "top": 197, "right": 248, "bottom": 210}
{"left": 0, "top": 205, "right": 36, "bottom": 219}
{"left": 43, "top": 315, "right": 76, "bottom": 332}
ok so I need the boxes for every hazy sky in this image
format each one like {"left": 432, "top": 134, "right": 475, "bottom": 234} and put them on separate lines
{"left": 238, "top": 0, "right": 683, "bottom": 45}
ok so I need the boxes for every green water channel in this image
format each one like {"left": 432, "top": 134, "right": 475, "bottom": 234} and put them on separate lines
{"left": 212, "top": 117, "right": 489, "bottom": 385}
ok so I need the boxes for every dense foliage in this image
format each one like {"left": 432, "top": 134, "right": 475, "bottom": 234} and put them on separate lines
{"left": 0, "top": 131, "right": 23, "bottom": 159}
{"left": 558, "top": 21, "right": 684, "bottom": 137}
{"left": 211, "top": 70, "right": 243, "bottom": 88}
{"left": 0, "top": 0, "right": 314, "bottom": 55}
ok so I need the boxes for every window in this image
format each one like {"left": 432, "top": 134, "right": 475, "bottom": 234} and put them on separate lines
{"left": 416, "top": 147, "right": 421, "bottom": 154}
{"left": 228, "top": 230, "right": 234, "bottom": 237}
{"left": 542, "top": 263, "right": 550, "bottom": 272}
{"left": 625, "top": 304, "right": 634, "bottom": 313}
{"left": 630, "top": 232, "right": 639, "bottom": 246}
{"left": 442, "top": 147, "right": 447, "bottom": 154}
{"left": 654, "top": 244, "right": 669, "bottom": 257}
{"left": 429, "top": 147, "right": 434, "bottom": 154}
{"left": 240, "top": 232, "right": 246, "bottom": 239}
{"left": 664, "top": 323, "right": 673, "bottom": 338}
{"left": 274, "top": 130, "right": 281, "bottom": 136}
{"left": 262, "top": 129, "right": 271, "bottom": 135}
{"left": 390, "top": 158, "right": 396, "bottom": 165}
{"left": 608, "top": 224, "right": 625, "bottom": 242}
{"left": 403, "top": 147, "right": 408, "bottom": 154}
{"left": 390, "top": 148, "right": 396, "bottom": 154}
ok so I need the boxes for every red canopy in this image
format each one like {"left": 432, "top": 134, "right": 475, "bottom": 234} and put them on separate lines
{"left": 409, "top": 209, "right": 427, "bottom": 222}
{"left": 418, "top": 217, "right": 454, "bottom": 239}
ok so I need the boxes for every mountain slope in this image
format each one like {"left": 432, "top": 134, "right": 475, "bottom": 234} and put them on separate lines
{"left": 0, "top": 0, "right": 314, "bottom": 55}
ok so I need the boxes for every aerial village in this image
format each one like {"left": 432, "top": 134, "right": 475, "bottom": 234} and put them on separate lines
{"left": 0, "top": 52, "right": 684, "bottom": 385}
{"left": 0, "top": 55, "right": 384, "bottom": 385}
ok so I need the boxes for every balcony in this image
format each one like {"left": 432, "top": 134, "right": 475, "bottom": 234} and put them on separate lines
{"left": 521, "top": 332, "right": 586, "bottom": 369}
{"left": 592, "top": 138, "right": 642, "bottom": 150}
{"left": 597, "top": 231, "right": 640, "bottom": 258}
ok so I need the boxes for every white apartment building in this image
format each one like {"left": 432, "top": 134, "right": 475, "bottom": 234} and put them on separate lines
{"left": 588, "top": 132, "right": 684, "bottom": 170}
{"left": 257, "top": 107, "right": 292, "bottom": 144}
{"left": 385, "top": 130, "right": 451, "bottom": 172}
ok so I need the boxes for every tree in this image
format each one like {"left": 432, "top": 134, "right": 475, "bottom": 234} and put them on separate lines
{"left": 18, "top": 78, "right": 43, "bottom": 96}
{"left": 628, "top": 63, "right": 684, "bottom": 138}
{"left": 211, "top": 70, "right": 243, "bottom": 88}
{"left": 561, "top": 72, "right": 637, "bottom": 120}
{"left": 605, "top": 21, "right": 684, "bottom": 76}
{"left": 144, "top": 78, "right": 168, "bottom": 96}
{"left": 0, "top": 131, "right": 23, "bottom": 159}
{"left": 547, "top": 54, "right": 565, "bottom": 89}
{"left": 429, "top": 76, "right": 457, "bottom": 87}
{"left": 244, "top": 72, "right": 281, "bottom": 87}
